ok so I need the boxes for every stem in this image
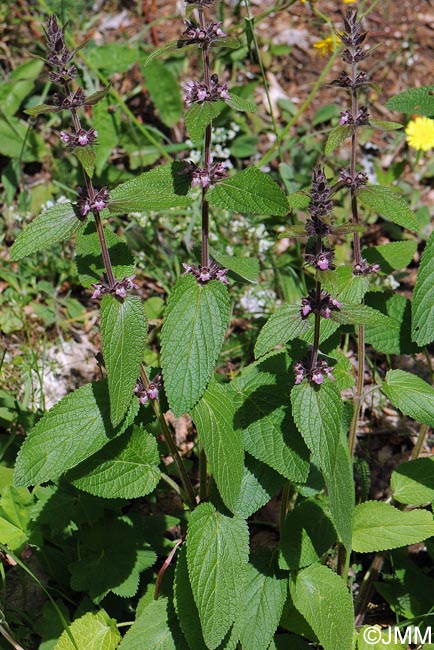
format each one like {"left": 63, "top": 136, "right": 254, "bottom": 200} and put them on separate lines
{"left": 0, "top": 625, "right": 26, "bottom": 650}
{"left": 348, "top": 324, "right": 365, "bottom": 457}
{"left": 140, "top": 366, "right": 197, "bottom": 510}
{"left": 154, "top": 539, "right": 182, "bottom": 600}
{"left": 199, "top": 445, "right": 208, "bottom": 501}
{"left": 198, "top": 8, "right": 212, "bottom": 270}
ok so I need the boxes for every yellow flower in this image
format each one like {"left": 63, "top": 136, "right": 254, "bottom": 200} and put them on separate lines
{"left": 313, "top": 36, "right": 336, "bottom": 57}
{"left": 405, "top": 116, "right": 434, "bottom": 152}
{"left": 343, "top": 0, "right": 357, "bottom": 4}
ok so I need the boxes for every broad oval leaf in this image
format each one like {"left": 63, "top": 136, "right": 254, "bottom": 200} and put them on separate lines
{"left": 324, "top": 437, "right": 355, "bottom": 551}
{"left": 325, "top": 124, "right": 353, "bottom": 155}
{"left": 118, "top": 598, "right": 183, "bottom": 650}
{"left": 207, "top": 167, "right": 288, "bottom": 216}
{"left": 209, "top": 246, "right": 259, "bottom": 284}
{"left": 291, "top": 380, "right": 342, "bottom": 476}
{"left": 331, "top": 303, "right": 395, "bottom": 327}
{"left": 55, "top": 610, "right": 120, "bottom": 650}
{"left": 141, "top": 59, "right": 182, "bottom": 128}
{"left": 356, "top": 185, "right": 419, "bottom": 232}
{"left": 224, "top": 93, "right": 257, "bottom": 113}
{"left": 289, "top": 564, "right": 354, "bottom": 650}
{"left": 369, "top": 118, "right": 403, "bottom": 131}
{"left": 14, "top": 380, "right": 138, "bottom": 487}
{"left": 65, "top": 426, "right": 160, "bottom": 499}
{"left": 186, "top": 502, "right": 249, "bottom": 650}
{"left": 10, "top": 202, "right": 84, "bottom": 261}
{"left": 391, "top": 458, "right": 434, "bottom": 506}
{"left": 362, "top": 240, "right": 417, "bottom": 273}
{"left": 100, "top": 294, "right": 147, "bottom": 426}
{"left": 185, "top": 101, "right": 225, "bottom": 146}
{"left": 174, "top": 545, "right": 207, "bottom": 650}
{"left": 381, "top": 369, "right": 434, "bottom": 427}
{"left": 352, "top": 501, "right": 434, "bottom": 552}
{"left": 233, "top": 455, "right": 285, "bottom": 519}
{"left": 254, "top": 304, "right": 312, "bottom": 359}
{"left": 192, "top": 381, "right": 244, "bottom": 513}
{"left": 412, "top": 230, "right": 434, "bottom": 345}
{"left": 161, "top": 275, "right": 230, "bottom": 416}
{"left": 74, "top": 146, "right": 96, "bottom": 178}
{"left": 386, "top": 86, "right": 434, "bottom": 117}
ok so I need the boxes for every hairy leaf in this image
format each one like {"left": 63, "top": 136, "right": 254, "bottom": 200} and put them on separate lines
{"left": 209, "top": 246, "right": 259, "bottom": 284}
{"left": 74, "top": 146, "right": 96, "bottom": 178}
{"left": 382, "top": 369, "right": 434, "bottom": 427}
{"left": 192, "top": 382, "right": 244, "bottom": 513}
{"left": 324, "top": 124, "right": 353, "bottom": 155}
{"left": 141, "top": 59, "right": 182, "bottom": 128}
{"left": 412, "top": 230, "right": 434, "bottom": 345}
{"left": 185, "top": 101, "right": 225, "bottom": 146}
{"left": 352, "top": 501, "right": 434, "bottom": 552}
{"left": 14, "top": 381, "right": 138, "bottom": 487}
{"left": 289, "top": 564, "right": 354, "bottom": 650}
{"left": 207, "top": 167, "right": 288, "bottom": 216}
{"left": 386, "top": 86, "right": 434, "bottom": 117}
{"left": 332, "top": 303, "right": 395, "bottom": 327}
{"left": 186, "top": 502, "right": 249, "bottom": 649}
{"left": 254, "top": 304, "right": 312, "bottom": 358}
{"left": 161, "top": 275, "right": 230, "bottom": 416}
{"left": 365, "top": 293, "right": 418, "bottom": 355}
{"left": 391, "top": 458, "right": 434, "bottom": 506}
{"left": 100, "top": 294, "right": 147, "bottom": 426}
{"left": 324, "top": 436, "right": 355, "bottom": 551}
{"left": 10, "top": 202, "right": 84, "bottom": 261}
{"left": 362, "top": 240, "right": 417, "bottom": 273}
{"left": 174, "top": 545, "right": 207, "bottom": 650}
{"left": 55, "top": 610, "right": 120, "bottom": 650}
{"left": 357, "top": 185, "right": 419, "bottom": 232}
{"left": 233, "top": 455, "right": 284, "bottom": 519}
{"left": 224, "top": 94, "right": 257, "bottom": 113}
{"left": 369, "top": 118, "right": 403, "bottom": 131}
{"left": 66, "top": 426, "right": 160, "bottom": 499}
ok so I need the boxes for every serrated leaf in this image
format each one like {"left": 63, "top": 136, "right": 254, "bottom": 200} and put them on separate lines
{"left": 280, "top": 499, "right": 336, "bottom": 570}
{"left": 10, "top": 202, "right": 84, "bottom": 261}
{"left": 192, "top": 382, "right": 244, "bottom": 513}
{"left": 161, "top": 275, "right": 230, "bottom": 416}
{"left": 14, "top": 380, "right": 138, "bottom": 487}
{"left": 55, "top": 610, "right": 120, "bottom": 650}
{"left": 289, "top": 564, "right": 354, "bottom": 650}
{"left": 287, "top": 191, "right": 310, "bottom": 212}
{"left": 75, "top": 221, "right": 135, "bottom": 288}
{"left": 386, "top": 86, "right": 434, "bottom": 117}
{"left": 356, "top": 185, "right": 418, "bottom": 232}
{"left": 84, "top": 85, "right": 111, "bottom": 106}
{"left": 362, "top": 240, "right": 417, "bottom": 273}
{"left": 25, "top": 103, "right": 60, "bottom": 116}
{"left": 141, "top": 59, "right": 182, "bottom": 128}
{"left": 108, "top": 162, "right": 191, "bottom": 215}
{"left": 369, "top": 118, "right": 403, "bottom": 131}
{"left": 141, "top": 40, "right": 190, "bottom": 67}
{"left": 232, "top": 352, "right": 310, "bottom": 483}
{"left": 325, "top": 124, "right": 353, "bottom": 155}
{"left": 100, "top": 294, "right": 147, "bottom": 426}
{"left": 331, "top": 303, "right": 395, "bottom": 327}
{"left": 233, "top": 455, "right": 284, "bottom": 519}
{"left": 382, "top": 369, "right": 434, "bottom": 427}
{"left": 207, "top": 167, "right": 288, "bottom": 216}
{"left": 324, "top": 436, "right": 355, "bottom": 551}
{"left": 237, "top": 550, "right": 287, "bottom": 650}
{"left": 174, "top": 544, "right": 207, "bottom": 650}
{"left": 186, "top": 502, "right": 249, "bottom": 649}
{"left": 254, "top": 304, "right": 312, "bottom": 358}
{"left": 185, "top": 101, "right": 225, "bottom": 146}
{"left": 352, "top": 501, "right": 434, "bottom": 552}
{"left": 209, "top": 246, "right": 259, "bottom": 283}
{"left": 224, "top": 93, "right": 257, "bottom": 113}
{"left": 365, "top": 293, "right": 418, "bottom": 355}
{"left": 291, "top": 380, "right": 342, "bottom": 476}
{"left": 391, "top": 458, "right": 434, "bottom": 505}
{"left": 412, "top": 230, "right": 434, "bottom": 345}
{"left": 119, "top": 598, "right": 186, "bottom": 650}
{"left": 65, "top": 426, "right": 160, "bottom": 499}
{"left": 0, "top": 486, "right": 34, "bottom": 552}
{"left": 74, "top": 146, "right": 96, "bottom": 178}
{"left": 69, "top": 515, "right": 156, "bottom": 602}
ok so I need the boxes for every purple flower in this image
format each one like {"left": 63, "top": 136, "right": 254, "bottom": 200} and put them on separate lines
{"left": 91, "top": 274, "right": 139, "bottom": 301}
{"left": 300, "top": 289, "right": 342, "bottom": 320}
{"left": 183, "top": 260, "right": 229, "bottom": 285}
{"left": 293, "top": 358, "right": 336, "bottom": 386}
{"left": 183, "top": 160, "right": 228, "bottom": 189}
{"left": 134, "top": 375, "right": 162, "bottom": 405}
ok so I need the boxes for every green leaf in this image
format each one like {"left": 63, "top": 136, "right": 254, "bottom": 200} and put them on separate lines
{"left": 362, "top": 240, "right": 417, "bottom": 273}
{"left": 382, "top": 369, "right": 434, "bottom": 427}
{"left": 209, "top": 246, "right": 259, "bottom": 284}
{"left": 237, "top": 550, "right": 287, "bottom": 650}
{"left": 25, "top": 103, "right": 60, "bottom": 116}
{"left": 69, "top": 515, "right": 156, "bottom": 602}
{"left": 324, "top": 436, "right": 355, "bottom": 551}
{"left": 109, "top": 162, "right": 192, "bottom": 215}
{"left": 10, "top": 202, "right": 84, "bottom": 261}
{"left": 280, "top": 499, "right": 336, "bottom": 570}
{"left": 233, "top": 455, "right": 284, "bottom": 519}
{"left": 75, "top": 221, "right": 135, "bottom": 289}
{"left": 161, "top": 275, "right": 230, "bottom": 416}
{"left": 365, "top": 294, "right": 417, "bottom": 355}
{"left": 100, "top": 294, "right": 147, "bottom": 426}
{"left": 0, "top": 59, "right": 44, "bottom": 116}
{"left": 232, "top": 352, "right": 310, "bottom": 483}
{"left": 185, "top": 101, "right": 225, "bottom": 146}
{"left": 412, "top": 230, "right": 434, "bottom": 345}
{"left": 90, "top": 44, "right": 138, "bottom": 74}
{"left": 386, "top": 86, "right": 434, "bottom": 117}
{"left": 287, "top": 191, "right": 310, "bottom": 212}
{"left": 0, "top": 115, "right": 46, "bottom": 161}
{"left": 74, "top": 146, "right": 96, "bottom": 178}
{"left": 356, "top": 185, "right": 419, "bottom": 232}
{"left": 289, "top": 564, "right": 354, "bottom": 650}
{"left": 141, "top": 59, "right": 182, "bottom": 128}
{"left": 357, "top": 625, "right": 406, "bottom": 650}
{"left": 254, "top": 304, "right": 312, "bottom": 359}
{"left": 55, "top": 610, "right": 120, "bottom": 650}
{"left": 65, "top": 426, "right": 160, "bottom": 499}
{"left": 224, "top": 94, "right": 257, "bottom": 113}
{"left": 207, "top": 167, "right": 288, "bottom": 216}
{"left": 391, "top": 458, "right": 434, "bottom": 505}
{"left": 84, "top": 85, "right": 111, "bottom": 106}
{"left": 325, "top": 124, "right": 353, "bottom": 155}
{"left": 369, "top": 118, "right": 403, "bottom": 131}
{"left": 119, "top": 598, "right": 185, "bottom": 650}
{"left": 14, "top": 380, "right": 138, "bottom": 487}
{"left": 192, "top": 382, "right": 244, "bottom": 513}
{"left": 0, "top": 486, "right": 34, "bottom": 552}
{"left": 291, "top": 380, "right": 342, "bottom": 476}
{"left": 331, "top": 303, "right": 395, "bottom": 327}
{"left": 141, "top": 40, "right": 190, "bottom": 68}
{"left": 174, "top": 544, "right": 207, "bottom": 650}
{"left": 352, "top": 501, "right": 434, "bottom": 552}
{"left": 186, "top": 502, "right": 249, "bottom": 649}
{"left": 55, "top": 612, "right": 117, "bottom": 650}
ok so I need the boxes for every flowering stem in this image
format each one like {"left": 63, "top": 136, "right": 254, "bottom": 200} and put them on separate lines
{"left": 199, "top": 7, "right": 212, "bottom": 269}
